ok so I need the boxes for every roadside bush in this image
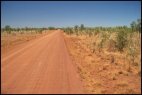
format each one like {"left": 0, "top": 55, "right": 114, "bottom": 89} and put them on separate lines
{"left": 65, "top": 28, "right": 73, "bottom": 35}
{"left": 116, "top": 31, "right": 127, "bottom": 52}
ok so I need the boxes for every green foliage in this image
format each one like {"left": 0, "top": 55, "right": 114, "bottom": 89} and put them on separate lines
{"left": 74, "top": 25, "right": 79, "bottom": 36}
{"left": 80, "top": 24, "right": 85, "bottom": 31}
{"left": 63, "top": 19, "right": 141, "bottom": 36}
{"left": 4, "top": 25, "right": 12, "bottom": 34}
{"left": 116, "top": 31, "right": 128, "bottom": 52}
{"left": 130, "top": 19, "right": 141, "bottom": 32}
{"left": 137, "top": 19, "right": 141, "bottom": 33}
{"left": 48, "top": 27, "right": 55, "bottom": 30}
{"left": 64, "top": 27, "right": 73, "bottom": 35}
{"left": 130, "top": 21, "right": 136, "bottom": 32}
{"left": 5, "top": 25, "right": 11, "bottom": 30}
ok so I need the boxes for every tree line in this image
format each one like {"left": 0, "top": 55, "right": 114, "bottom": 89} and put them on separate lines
{"left": 1, "top": 18, "right": 141, "bottom": 35}
{"left": 1, "top": 26, "right": 58, "bottom": 34}
{"left": 63, "top": 18, "right": 141, "bottom": 35}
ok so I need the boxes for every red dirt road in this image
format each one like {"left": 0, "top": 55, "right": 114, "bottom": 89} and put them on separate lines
{"left": 1, "top": 30, "right": 84, "bottom": 94}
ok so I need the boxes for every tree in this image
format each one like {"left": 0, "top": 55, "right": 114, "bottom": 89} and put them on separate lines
{"left": 25, "top": 27, "right": 29, "bottom": 31}
{"left": 5, "top": 25, "right": 11, "bottom": 34}
{"left": 65, "top": 27, "right": 73, "bottom": 35}
{"left": 48, "top": 27, "right": 55, "bottom": 30}
{"left": 116, "top": 31, "right": 127, "bottom": 52}
{"left": 17, "top": 28, "right": 20, "bottom": 32}
{"left": 74, "top": 25, "right": 79, "bottom": 36}
{"left": 130, "top": 21, "right": 136, "bottom": 32}
{"left": 137, "top": 19, "right": 141, "bottom": 33}
{"left": 80, "top": 24, "right": 85, "bottom": 31}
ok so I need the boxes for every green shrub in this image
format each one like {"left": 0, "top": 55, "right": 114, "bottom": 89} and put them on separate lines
{"left": 116, "top": 31, "right": 127, "bottom": 52}
{"left": 65, "top": 28, "right": 73, "bottom": 35}
{"left": 48, "top": 27, "right": 55, "bottom": 30}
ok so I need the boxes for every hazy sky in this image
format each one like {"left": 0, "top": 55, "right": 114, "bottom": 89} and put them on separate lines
{"left": 1, "top": 1, "right": 141, "bottom": 28}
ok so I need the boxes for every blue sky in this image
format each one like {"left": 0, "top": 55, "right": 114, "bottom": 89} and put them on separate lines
{"left": 1, "top": 1, "right": 141, "bottom": 28}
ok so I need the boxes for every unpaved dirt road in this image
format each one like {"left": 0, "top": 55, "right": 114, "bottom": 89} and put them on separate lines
{"left": 1, "top": 30, "right": 84, "bottom": 94}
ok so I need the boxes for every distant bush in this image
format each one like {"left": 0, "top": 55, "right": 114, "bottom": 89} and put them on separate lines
{"left": 48, "top": 27, "right": 55, "bottom": 30}
{"left": 74, "top": 25, "right": 79, "bottom": 36}
{"left": 4, "top": 25, "right": 12, "bottom": 34}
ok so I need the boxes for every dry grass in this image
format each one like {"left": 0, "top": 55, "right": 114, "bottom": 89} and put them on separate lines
{"left": 87, "top": 31, "right": 141, "bottom": 75}
{"left": 1, "top": 30, "right": 52, "bottom": 50}
{"left": 64, "top": 31, "right": 141, "bottom": 94}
